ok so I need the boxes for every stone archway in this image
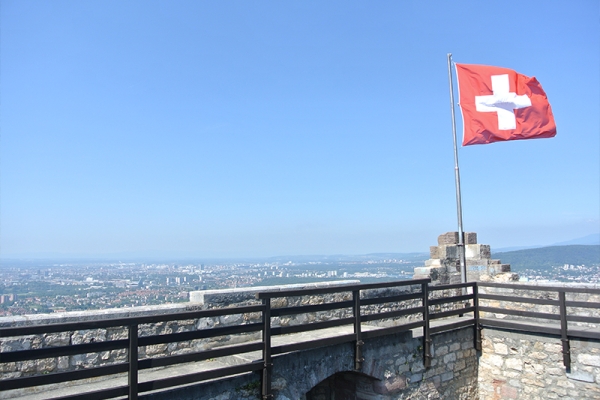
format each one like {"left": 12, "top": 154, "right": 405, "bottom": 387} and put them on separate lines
{"left": 305, "top": 371, "right": 380, "bottom": 400}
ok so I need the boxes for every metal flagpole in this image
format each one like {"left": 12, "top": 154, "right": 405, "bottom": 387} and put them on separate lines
{"left": 447, "top": 53, "right": 467, "bottom": 284}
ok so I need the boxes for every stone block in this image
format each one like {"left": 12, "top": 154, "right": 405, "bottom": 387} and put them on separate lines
{"left": 493, "top": 343, "right": 509, "bottom": 355}
{"left": 501, "top": 384, "right": 518, "bottom": 399}
{"left": 413, "top": 266, "right": 445, "bottom": 281}
{"left": 487, "top": 264, "right": 512, "bottom": 275}
{"left": 464, "top": 232, "right": 477, "bottom": 244}
{"left": 578, "top": 354, "right": 600, "bottom": 367}
{"left": 438, "top": 245, "right": 458, "bottom": 259}
{"left": 438, "top": 232, "right": 459, "bottom": 245}
{"left": 505, "top": 358, "right": 522, "bottom": 371}
{"left": 424, "top": 259, "right": 442, "bottom": 267}
{"left": 465, "top": 244, "right": 491, "bottom": 260}
{"left": 566, "top": 370, "right": 595, "bottom": 383}
{"left": 435, "top": 345, "right": 448, "bottom": 356}
{"left": 437, "top": 231, "right": 476, "bottom": 245}
{"left": 481, "top": 353, "right": 503, "bottom": 368}
{"left": 430, "top": 246, "right": 440, "bottom": 259}
{"left": 441, "top": 371, "right": 454, "bottom": 381}
{"left": 443, "top": 353, "right": 456, "bottom": 364}
{"left": 373, "top": 376, "right": 406, "bottom": 394}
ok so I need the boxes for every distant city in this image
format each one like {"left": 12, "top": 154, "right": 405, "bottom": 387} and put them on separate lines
{"left": 1, "top": 244, "right": 598, "bottom": 316}
{"left": 0, "top": 256, "right": 419, "bottom": 316}
{"left": 515, "top": 263, "right": 600, "bottom": 284}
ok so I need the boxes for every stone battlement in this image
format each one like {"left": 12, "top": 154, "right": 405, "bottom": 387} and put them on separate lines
{"left": 414, "top": 231, "right": 516, "bottom": 284}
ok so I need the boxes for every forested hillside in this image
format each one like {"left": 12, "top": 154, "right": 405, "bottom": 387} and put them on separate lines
{"left": 493, "top": 245, "right": 600, "bottom": 271}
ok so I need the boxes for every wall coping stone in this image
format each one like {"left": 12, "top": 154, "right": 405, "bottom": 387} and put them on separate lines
{"left": 189, "top": 280, "right": 361, "bottom": 305}
{"left": 0, "top": 303, "right": 186, "bottom": 328}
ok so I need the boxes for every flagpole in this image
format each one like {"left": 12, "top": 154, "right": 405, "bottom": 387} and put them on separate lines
{"left": 447, "top": 53, "right": 467, "bottom": 284}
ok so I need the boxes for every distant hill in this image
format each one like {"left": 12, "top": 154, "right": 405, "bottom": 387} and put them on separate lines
{"left": 493, "top": 245, "right": 600, "bottom": 271}
{"left": 551, "top": 233, "right": 600, "bottom": 246}
{"left": 494, "top": 233, "right": 600, "bottom": 253}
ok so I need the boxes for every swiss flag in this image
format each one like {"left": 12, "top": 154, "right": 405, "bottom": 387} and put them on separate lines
{"left": 456, "top": 63, "right": 557, "bottom": 146}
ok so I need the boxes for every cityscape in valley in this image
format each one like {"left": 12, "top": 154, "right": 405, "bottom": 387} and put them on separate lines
{"left": 0, "top": 255, "right": 421, "bottom": 316}
{"left": 1, "top": 242, "right": 599, "bottom": 316}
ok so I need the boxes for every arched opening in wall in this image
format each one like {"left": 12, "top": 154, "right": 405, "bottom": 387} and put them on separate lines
{"left": 305, "top": 371, "right": 379, "bottom": 400}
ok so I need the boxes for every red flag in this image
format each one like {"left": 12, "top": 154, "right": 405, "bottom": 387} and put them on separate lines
{"left": 456, "top": 63, "right": 556, "bottom": 146}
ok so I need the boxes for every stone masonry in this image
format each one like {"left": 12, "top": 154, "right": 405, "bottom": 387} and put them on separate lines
{"left": 145, "top": 326, "right": 479, "bottom": 400}
{"left": 479, "top": 329, "right": 600, "bottom": 399}
{"left": 413, "top": 232, "right": 517, "bottom": 284}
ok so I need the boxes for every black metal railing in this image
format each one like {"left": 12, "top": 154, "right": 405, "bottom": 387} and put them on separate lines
{"left": 0, "top": 279, "right": 598, "bottom": 399}
{"left": 255, "top": 278, "right": 442, "bottom": 398}
{"left": 478, "top": 282, "right": 600, "bottom": 369}
{"left": 0, "top": 305, "right": 266, "bottom": 400}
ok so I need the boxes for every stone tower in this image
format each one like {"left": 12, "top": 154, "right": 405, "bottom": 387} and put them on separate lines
{"left": 413, "top": 232, "right": 517, "bottom": 285}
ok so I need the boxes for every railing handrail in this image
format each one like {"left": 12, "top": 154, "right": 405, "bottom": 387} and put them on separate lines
{"left": 478, "top": 281, "right": 600, "bottom": 294}
{"left": 477, "top": 280, "right": 600, "bottom": 371}
{"left": 0, "top": 304, "right": 265, "bottom": 338}
{"left": 1, "top": 279, "right": 597, "bottom": 400}
{"left": 255, "top": 278, "right": 432, "bottom": 299}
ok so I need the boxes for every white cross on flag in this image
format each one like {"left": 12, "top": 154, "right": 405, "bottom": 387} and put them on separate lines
{"left": 456, "top": 63, "right": 556, "bottom": 146}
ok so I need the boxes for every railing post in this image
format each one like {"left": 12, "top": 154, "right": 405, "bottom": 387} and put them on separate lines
{"left": 352, "top": 290, "right": 364, "bottom": 371}
{"left": 128, "top": 324, "right": 138, "bottom": 400}
{"left": 559, "top": 291, "right": 571, "bottom": 370}
{"left": 422, "top": 282, "right": 431, "bottom": 368}
{"left": 261, "top": 298, "right": 273, "bottom": 399}
{"left": 473, "top": 283, "right": 482, "bottom": 351}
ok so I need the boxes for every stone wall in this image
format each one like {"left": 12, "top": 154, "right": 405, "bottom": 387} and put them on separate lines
{"left": 145, "top": 326, "right": 479, "bottom": 400}
{"left": 478, "top": 281, "right": 600, "bottom": 400}
{"left": 479, "top": 328, "right": 600, "bottom": 399}
{"left": 188, "top": 280, "right": 360, "bottom": 307}
{"left": 414, "top": 232, "right": 516, "bottom": 284}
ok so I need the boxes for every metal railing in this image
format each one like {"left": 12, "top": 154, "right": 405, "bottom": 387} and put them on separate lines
{"left": 0, "top": 305, "right": 266, "bottom": 400}
{"left": 1, "top": 279, "right": 597, "bottom": 399}
{"left": 255, "top": 278, "right": 474, "bottom": 398}
{"left": 477, "top": 282, "right": 600, "bottom": 370}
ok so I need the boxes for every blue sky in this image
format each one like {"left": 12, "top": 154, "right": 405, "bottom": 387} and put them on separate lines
{"left": 1, "top": 1, "right": 599, "bottom": 258}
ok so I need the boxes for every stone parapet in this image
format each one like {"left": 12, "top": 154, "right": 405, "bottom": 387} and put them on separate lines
{"left": 416, "top": 232, "right": 516, "bottom": 284}
{"left": 0, "top": 303, "right": 187, "bottom": 329}
{"left": 479, "top": 328, "right": 600, "bottom": 399}
{"left": 189, "top": 280, "right": 360, "bottom": 306}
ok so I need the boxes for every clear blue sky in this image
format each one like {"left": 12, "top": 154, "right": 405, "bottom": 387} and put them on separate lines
{"left": 1, "top": 1, "right": 599, "bottom": 258}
